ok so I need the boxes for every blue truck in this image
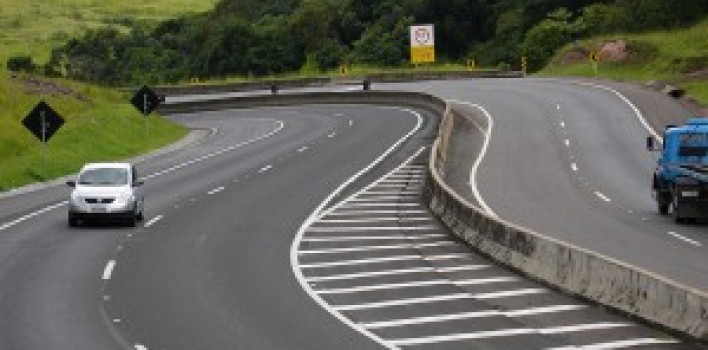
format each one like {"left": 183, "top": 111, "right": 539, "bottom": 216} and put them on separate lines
{"left": 648, "top": 118, "right": 708, "bottom": 223}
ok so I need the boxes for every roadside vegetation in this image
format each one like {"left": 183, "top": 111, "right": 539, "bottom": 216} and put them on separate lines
{"left": 541, "top": 19, "right": 708, "bottom": 103}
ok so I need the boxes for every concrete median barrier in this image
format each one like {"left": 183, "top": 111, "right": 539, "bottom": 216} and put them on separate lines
{"left": 423, "top": 105, "right": 708, "bottom": 341}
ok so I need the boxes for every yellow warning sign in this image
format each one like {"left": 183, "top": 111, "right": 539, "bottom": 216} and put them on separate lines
{"left": 411, "top": 46, "right": 435, "bottom": 64}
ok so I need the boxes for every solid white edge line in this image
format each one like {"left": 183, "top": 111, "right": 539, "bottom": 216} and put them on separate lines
{"left": 290, "top": 107, "right": 425, "bottom": 350}
{"left": 447, "top": 100, "right": 498, "bottom": 218}
{"left": 667, "top": 231, "right": 702, "bottom": 247}
{"left": 102, "top": 260, "right": 117, "bottom": 280}
{"left": 0, "top": 201, "right": 68, "bottom": 231}
{"left": 144, "top": 215, "right": 164, "bottom": 228}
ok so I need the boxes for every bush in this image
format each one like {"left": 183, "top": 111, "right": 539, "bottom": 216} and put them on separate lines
{"left": 7, "top": 56, "right": 37, "bottom": 73}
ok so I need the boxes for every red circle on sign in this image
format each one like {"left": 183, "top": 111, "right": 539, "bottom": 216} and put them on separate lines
{"left": 414, "top": 28, "right": 431, "bottom": 45}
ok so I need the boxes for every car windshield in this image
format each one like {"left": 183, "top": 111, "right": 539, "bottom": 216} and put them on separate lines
{"left": 677, "top": 132, "right": 708, "bottom": 164}
{"left": 78, "top": 168, "right": 129, "bottom": 186}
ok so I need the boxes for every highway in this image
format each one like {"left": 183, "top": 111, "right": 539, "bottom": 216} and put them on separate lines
{"left": 0, "top": 83, "right": 704, "bottom": 349}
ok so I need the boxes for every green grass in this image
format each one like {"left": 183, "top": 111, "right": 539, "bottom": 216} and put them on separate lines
{"left": 0, "top": 0, "right": 217, "bottom": 64}
{"left": 540, "top": 19, "right": 708, "bottom": 104}
{"left": 0, "top": 0, "right": 215, "bottom": 190}
{"left": 0, "top": 71, "right": 187, "bottom": 190}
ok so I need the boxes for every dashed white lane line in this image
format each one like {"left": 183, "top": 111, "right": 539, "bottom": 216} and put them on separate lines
{"left": 316, "top": 277, "right": 518, "bottom": 295}
{"left": 362, "top": 305, "right": 587, "bottom": 329}
{"left": 299, "top": 253, "right": 474, "bottom": 269}
{"left": 328, "top": 132, "right": 337, "bottom": 138}
{"left": 134, "top": 344, "right": 148, "bottom": 350}
{"left": 349, "top": 120, "right": 354, "bottom": 127}
{"left": 571, "top": 163, "right": 579, "bottom": 172}
{"left": 302, "top": 234, "right": 446, "bottom": 242}
{"left": 102, "top": 260, "right": 117, "bottom": 280}
{"left": 207, "top": 187, "right": 225, "bottom": 195}
{"left": 388, "top": 322, "right": 632, "bottom": 346}
{"left": 667, "top": 232, "right": 702, "bottom": 247}
{"left": 546, "top": 337, "right": 680, "bottom": 350}
{"left": 298, "top": 146, "right": 309, "bottom": 153}
{"left": 259, "top": 165, "right": 273, "bottom": 173}
{"left": 305, "top": 265, "right": 490, "bottom": 282}
{"left": 298, "top": 241, "right": 456, "bottom": 255}
{"left": 560, "top": 121, "right": 566, "bottom": 128}
{"left": 144, "top": 215, "right": 164, "bottom": 228}
{"left": 0, "top": 201, "right": 68, "bottom": 231}
{"left": 594, "top": 192, "right": 612, "bottom": 203}
{"left": 564, "top": 139, "right": 571, "bottom": 147}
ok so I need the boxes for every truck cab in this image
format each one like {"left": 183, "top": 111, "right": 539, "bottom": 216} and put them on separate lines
{"left": 650, "top": 118, "right": 708, "bottom": 223}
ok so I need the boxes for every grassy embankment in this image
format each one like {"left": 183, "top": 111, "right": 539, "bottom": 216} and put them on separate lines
{"left": 0, "top": 0, "right": 217, "bottom": 191}
{"left": 541, "top": 19, "right": 708, "bottom": 104}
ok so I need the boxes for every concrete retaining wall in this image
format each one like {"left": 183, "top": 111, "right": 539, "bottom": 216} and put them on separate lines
{"left": 423, "top": 106, "right": 708, "bottom": 340}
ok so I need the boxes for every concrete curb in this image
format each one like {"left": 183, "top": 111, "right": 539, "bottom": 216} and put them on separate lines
{"left": 423, "top": 104, "right": 708, "bottom": 341}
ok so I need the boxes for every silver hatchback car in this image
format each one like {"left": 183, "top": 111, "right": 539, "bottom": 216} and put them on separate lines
{"left": 67, "top": 163, "right": 145, "bottom": 227}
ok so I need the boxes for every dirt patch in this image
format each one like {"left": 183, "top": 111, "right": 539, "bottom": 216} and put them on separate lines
{"left": 560, "top": 48, "right": 589, "bottom": 65}
{"left": 685, "top": 69, "right": 708, "bottom": 79}
{"left": 598, "top": 40, "right": 630, "bottom": 62}
{"left": 9, "top": 74, "right": 90, "bottom": 102}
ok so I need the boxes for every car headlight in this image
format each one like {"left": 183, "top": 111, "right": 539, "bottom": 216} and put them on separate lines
{"left": 114, "top": 192, "right": 135, "bottom": 206}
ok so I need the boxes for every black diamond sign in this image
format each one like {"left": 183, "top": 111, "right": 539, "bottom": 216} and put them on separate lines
{"left": 131, "top": 85, "right": 161, "bottom": 116}
{"left": 22, "top": 101, "right": 65, "bottom": 143}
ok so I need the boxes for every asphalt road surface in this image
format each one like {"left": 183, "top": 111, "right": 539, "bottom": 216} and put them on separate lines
{"left": 0, "top": 87, "right": 704, "bottom": 349}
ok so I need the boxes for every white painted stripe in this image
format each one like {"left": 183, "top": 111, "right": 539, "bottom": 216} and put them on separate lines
{"left": 374, "top": 184, "right": 423, "bottom": 188}
{"left": 298, "top": 241, "right": 455, "bottom": 255}
{"left": 207, "top": 187, "right": 225, "bottom": 195}
{"left": 317, "top": 277, "right": 517, "bottom": 295}
{"left": 328, "top": 132, "right": 336, "bottom": 138}
{"left": 0, "top": 201, "right": 68, "bottom": 231}
{"left": 134, "top": 345, "right": 148, "bottom": 350}
{"left": 348, "top": 120, "right": 353, "bottom": 126}
{"left": 305, "top": 265, "right": 489, "bottom": 282}
{"left": 339, "top": 203, "right": 422, "bottom": 208}
{"left": 377, "top": 179, "right": 423, "bottom": 184}
{"left": 564, "top": 139, "right": 571, "bottom": 147}
{"left": 301, "top": 234, "right": 446, "bottom": 242}
{"left": 299, "top": 253, "right": 473, "bottom": 269}
{"left": 307, "top": 226, "right": 438, "bottom": 232}
{"left": 363, "top": 305, "right": 586, "bottom": 329}
{"left": 259, "top": 165, "right": 273, "bottom": 173}
{"left": 362, "top": 191, "right": 420, "bottom": 195}
{"left": 560, "top": 121, "right": 566, "bottom": 128}
{"left": 326, "top": 210, "right": 428, "bottom": 216}
{"left": 349, "top": 197, "right": 420, "bottom": 202}
{"left": 474, "top": 288, "right": 546, "bottom": 299}
{"left": 571, "top": 163, "right": 579, "bottom": 172}
{"left": 334, "top": 293, "right": 474, "bottom": 311}
{"left": 448, "top": 100, "right": 498, "bottom": 218}
{"left": 389, "top": 322, "right": 631, "bottom": 346}
{"left": 668, "top": 232, "right": 702, "bottom": 247}
{"left": 298, "top": 146, "right": 308, "bottom": 152}
{"left": 102, "top": 260, "right": 117, "bottom": 280}
{"left": 595, "top": 192, "right": 612, "bottom": 202}
{"left": 144, "top": 215, "right": 164, "bottom": 228}
{"left": 290, "top": 109, "right": 425, "bottom": 350}
{"left": 546, "top": 338, "right": 679, "bottom": 350}
{"left": 316, "top": 217, "right": 433, "bottom": 224}
{"left": 557, "top": 104, "right": 561, "bottom": 110}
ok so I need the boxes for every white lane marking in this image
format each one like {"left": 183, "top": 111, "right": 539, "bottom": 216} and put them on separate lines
{"left": 298, "top": 241, "right": 455, "bottom": 255}
{"left": 560, "top": 121, "right": 566, "bottom": 128}
{"left": 377, "top": 179, "right": 423, "bottom": 184}
{"left": 134, "top": 345, "right": 148, "bottom": 350}
{"left": 258, "top": 165, "right": 273, "bottom": 173}
{"left": 571, "top": 163, "right": 579, "bottom": 172}
{"left": 363, "top": 305, "right": 586, "bottom": 329}
{"left": 299, "top": 253, "right": 474, "bottom": 269}
{"left": 0, "top": 201, "right": 68, "bottom": 231}
{"left": 316, "top": 277, "right": 518, "bottom": 295}
{"left": 328, "top": 132, "right": 336, "bottom": 138}
{"left": 338, "top": 203, "right": 422, "bottom": 208}
{"left": 557, "top": 104, "right": 561, "bottom": 110}
{"left": 144, "top": 120, "right": 285, "bottom": 180}
{"left": 316, "top": 217, "right": 433, "bottom": 224}
{"left": 448, "top": 100, "right": 498, "bottom": 218}
{"left": 290, "top": 108, "right": 424, "bottom": 350}
{"left": 301, "top": 234, "right": 446, "bottom": 242}
{"left": 325, "top": 210, "right": 428, "bottom": 216}
{"left": 546, "top": 338, "right": 680, "bottom": 350}
{"left": 334, "top": 293, "right": 475, "bottom": 311}
{"left": 474, "top": 288, "right": 547, "bottom": 299}
{"left": 564, "top": 139, "right": 571, "bottom": 147}
{"left": 298, "top": 146, "right": 308, "bottom": 153}
{"left": 349, "top": 196, "right": 421, "bottom": 202}
{"left": 102, "top": 260, "right": 117, "bottom": 280}
{"left": 594, "top": 191, "right": 612, "bottom": 202}
{"left": 207, "top": 187, "right": 225, "bottom": 195}
{"left": 305, "top": 265, "right": 489, "bottom": 282}
{"left": 667, "top": 232, "right": 702, "bottom": 247}
{"left": 389, "top": 322, "right": 632, "bottom": 346}
{"left": 349, "top": 120, "right": 354, "bottom": 126}
{"left": 307, "top": 226, "right": 438, "bottom": 232}
{"left": 144, "top": 215, "right": 164, "bottom": 228}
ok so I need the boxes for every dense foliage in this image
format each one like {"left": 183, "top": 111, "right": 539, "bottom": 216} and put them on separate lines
{"left": 18, "top": 0, "right": 707, "bottom": 85}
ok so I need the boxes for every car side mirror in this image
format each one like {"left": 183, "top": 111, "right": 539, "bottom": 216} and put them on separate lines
{"left": 66, "top": 180, "right": 76, "bottom": 188}
{"left": 133, "top": 180, "right": 145, "bottom": 187}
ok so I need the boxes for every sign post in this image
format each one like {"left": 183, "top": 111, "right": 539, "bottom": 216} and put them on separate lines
{"left": 410, "top": 25, "right": 435, "bottom": 65}
{"left": 131, "top": 85, "right": 162, "bottom": 137}
{"left": 22, "top": 101, "right": 65, "bottom": 179}
{"left": 590, "top": 52, "right": 601, "bottom": 76}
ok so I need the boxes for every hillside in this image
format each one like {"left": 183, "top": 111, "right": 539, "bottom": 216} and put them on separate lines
{"left": 541, "top": 19, "right": 708, "bottom": 104}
